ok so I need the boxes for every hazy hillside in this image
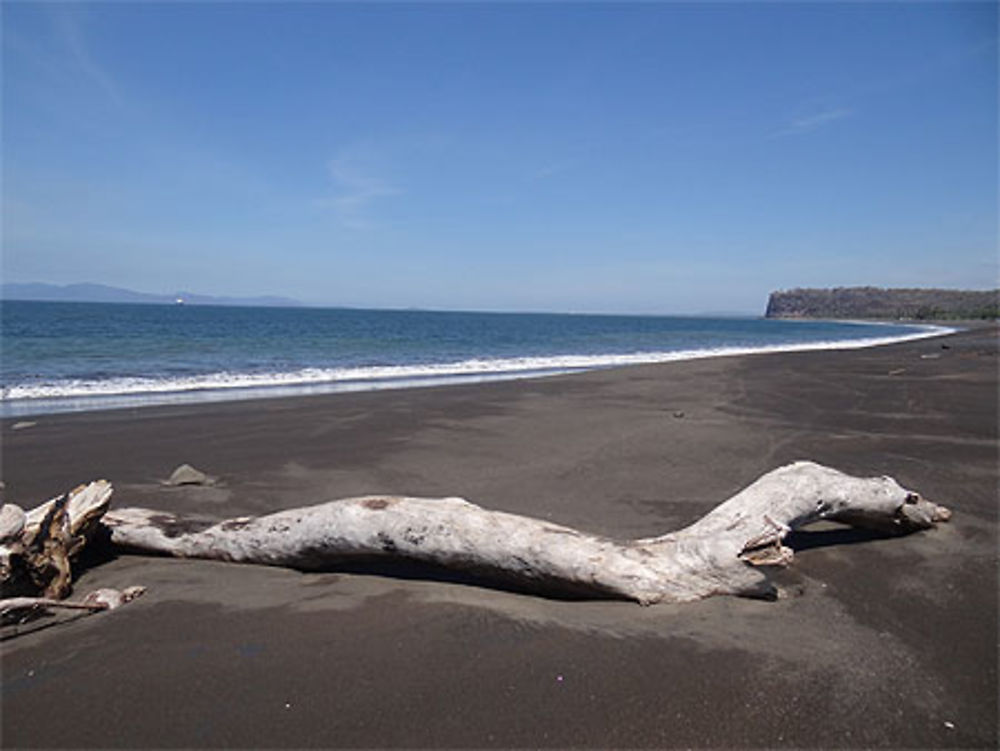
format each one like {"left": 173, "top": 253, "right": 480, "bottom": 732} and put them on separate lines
{"left": 765, "top": 287, "right": 998, "bottom": 320}
{"left": 0, "top": 282, "right": 302, "bottom": 308}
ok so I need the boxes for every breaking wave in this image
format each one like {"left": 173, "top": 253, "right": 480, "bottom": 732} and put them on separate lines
{"left": 3, "top": 324, "right": 952, "bottom": 405}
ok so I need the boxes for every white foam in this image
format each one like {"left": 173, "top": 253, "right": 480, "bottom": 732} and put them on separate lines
{"left": 2, "top": 323, "right": 953, "bottom": 405}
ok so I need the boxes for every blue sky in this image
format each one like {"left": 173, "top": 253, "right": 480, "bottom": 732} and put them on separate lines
{"left": 3, "top": 1, "right": 996, "bottom": 314}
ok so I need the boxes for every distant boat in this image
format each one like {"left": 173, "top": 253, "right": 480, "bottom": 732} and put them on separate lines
{"left": 175, "top": 297, "right": 185, "bottom": 305}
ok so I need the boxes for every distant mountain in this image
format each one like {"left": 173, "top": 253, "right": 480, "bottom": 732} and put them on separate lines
{"left": 765, "top": 287, "right": 999, "bottom": 320}
{"left": 0, "top": 282, "right": 303, "bottom": 308}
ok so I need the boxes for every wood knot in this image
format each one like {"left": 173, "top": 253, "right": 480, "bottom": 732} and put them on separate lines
{"left": 362, "top": 498, "right": 394, "bottom": 510}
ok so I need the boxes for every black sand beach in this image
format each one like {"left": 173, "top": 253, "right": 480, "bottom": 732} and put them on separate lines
{"left": 2, "top": 326, "right": 997, "bottom": 748}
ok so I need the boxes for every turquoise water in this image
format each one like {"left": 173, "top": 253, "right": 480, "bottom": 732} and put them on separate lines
{"left": 1, "top": 301, "right": 946, "bottom": 417}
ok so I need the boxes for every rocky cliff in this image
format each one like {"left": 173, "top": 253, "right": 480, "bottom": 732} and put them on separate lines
{"left": 765, "top": 287, "right": 998, "bottom": 320}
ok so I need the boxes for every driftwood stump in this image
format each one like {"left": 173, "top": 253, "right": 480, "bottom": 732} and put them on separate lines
{"left": 1, "top": 481, "right": 146, "bottom": 626}
{"left": 1, "top": 481, "right": 113, "bottom": 600}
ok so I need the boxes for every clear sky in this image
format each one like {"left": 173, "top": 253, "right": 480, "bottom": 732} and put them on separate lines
{"left": 3, "top": 1, "right": 997, "bottom": 314}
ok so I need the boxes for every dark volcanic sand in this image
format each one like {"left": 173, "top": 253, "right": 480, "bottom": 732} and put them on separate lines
{"left": 2, "top": 326, "right": 997, "bottom": 748}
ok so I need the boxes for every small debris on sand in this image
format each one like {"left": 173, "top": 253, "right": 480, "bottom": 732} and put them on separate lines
{"left": 164, "top": 464, "right": 216, "bottom": 487}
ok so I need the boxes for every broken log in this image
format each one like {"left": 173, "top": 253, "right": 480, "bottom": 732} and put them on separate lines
{"left": 102, "top": 461, "right": 951, "bottom": 604}
{"left": 0, "top": 481, "right": 113, "bottom": 600}
{"left": 1, "top": 586, "right": 146, "bottom": 626}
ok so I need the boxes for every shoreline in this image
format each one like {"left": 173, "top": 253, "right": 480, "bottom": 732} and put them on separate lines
{"left": 1, "top": 320, "right": 958, "bottom": 419}
{"left": 2, "top": 324, "right": 996, "bottom": 748}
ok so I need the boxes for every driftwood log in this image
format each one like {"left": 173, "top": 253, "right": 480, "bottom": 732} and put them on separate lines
{"left": 1, "top": 462, "right": 951, "bottom": 620}
{"left": 96, "top": 461, "right": 951, "bottom": 605}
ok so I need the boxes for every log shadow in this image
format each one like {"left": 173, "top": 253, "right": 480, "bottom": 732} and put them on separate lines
{"left": 785, "top": 525, "right": 898, "bottom": 552}
{"left": 294, "top": 556, "right": 626, "bottom": 602}
{"left": 72, "top": 524, "right": 120, "bottom": 576}
{"left": 1, "top": 611, "right": 93, "bottom": 641}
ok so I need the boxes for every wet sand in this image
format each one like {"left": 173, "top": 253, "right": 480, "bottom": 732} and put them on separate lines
{"left": 2, "top": 325, "right": 997, "bottom": 748}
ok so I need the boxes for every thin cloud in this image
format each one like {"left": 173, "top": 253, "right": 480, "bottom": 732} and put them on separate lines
{"left": 50, "top": 6, "right": 125, "bottom": 108}
{"left": 318, "top": 151, "right": 401, "bottom": 230}
{"left": 775, "top": 108, "right": 853, "bottom": 137}
{"left": 529, "top": 160, "right": 576, "bottom": 181}
{"left": 5, "top": 5, "right": 127, "bottom": 119}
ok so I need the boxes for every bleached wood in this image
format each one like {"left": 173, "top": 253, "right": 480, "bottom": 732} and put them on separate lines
{"left": 1, "top": 481, "right": 113, "bottom": 599}
{"left": 103, "top": 462, "right": 950, "bottom": 604}
{"left": 0, "top": 504, "right": 27, "bottom": 542}
{"left": 22, "top": 480, "right": 113, "bottom": 542}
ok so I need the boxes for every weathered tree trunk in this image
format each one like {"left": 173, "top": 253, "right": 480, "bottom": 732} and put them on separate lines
{"left": 102, "top": 461, "right": 951, "bottom": 604}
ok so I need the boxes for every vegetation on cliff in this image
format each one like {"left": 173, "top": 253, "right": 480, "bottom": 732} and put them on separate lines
{"left": 765, "top": 287, "right": 998, "bottom": 320}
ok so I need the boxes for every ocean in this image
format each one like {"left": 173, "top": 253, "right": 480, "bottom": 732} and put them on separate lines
{"left": 1, "top": 301, "right": 949, "bottom": 418}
